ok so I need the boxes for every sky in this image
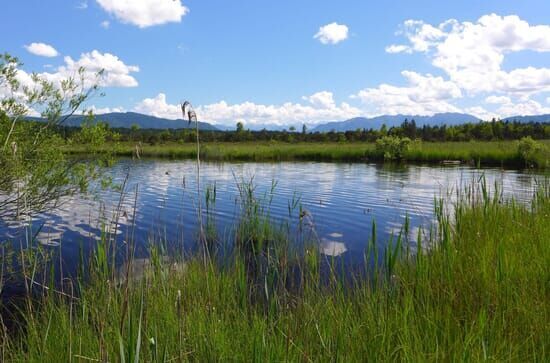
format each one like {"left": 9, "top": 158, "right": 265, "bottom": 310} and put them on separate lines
{"left": 2, "top": 0, "right": 550, "bottom": 128}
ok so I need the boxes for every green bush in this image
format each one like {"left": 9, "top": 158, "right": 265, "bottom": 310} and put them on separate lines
{"left": 517, "top": 136, "right": 548, "bottom": 167}
{"left": 375, "top": 135, "right": 411, "bottom": 160}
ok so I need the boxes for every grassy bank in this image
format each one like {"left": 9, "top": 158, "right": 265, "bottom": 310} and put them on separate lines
{"left": 2, "top": 183, "right": 549, "bottom": 361}
{"left": 65, "top": 140, "right": 550, "bottom": 167}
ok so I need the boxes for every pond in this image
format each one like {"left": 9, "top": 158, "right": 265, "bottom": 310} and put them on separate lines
{"left": 0, "top": 159, "right": 543, "bottom": 283}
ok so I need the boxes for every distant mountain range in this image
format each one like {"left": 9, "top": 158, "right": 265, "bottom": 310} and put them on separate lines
{"left": 311, "top": 113, "right": 480, "bottom": 133}
{"left": 28, "top": 111, "right": 550, "bottom": 133}
{"left": 502, "top": 114, "right": 550, "bottom": 123}
{"left": 311, "top": 113, "right": 550, "bottom": 133}
{"left": 30, "top": 112, "right": 219, "bottom": 131}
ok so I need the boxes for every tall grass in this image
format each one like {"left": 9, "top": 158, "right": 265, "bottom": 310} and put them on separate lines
{"left": 1, "top": 179, "right": 548, "bottom": 361}
{"left": 65, "top": 140, "right": 550, "bottom": 167}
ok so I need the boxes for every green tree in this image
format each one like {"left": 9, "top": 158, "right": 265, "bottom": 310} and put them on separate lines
{"left": 159, "top": 130, "right": 172, "bottom": 143}
{"left": 130, "top": 123, "right": 140, "bottom": 141}
{"left": 0, "top": 52, "right": 103, "bottom": 217}
{"left": 75, "top": 116, "right": 109, "bottom": 147}
{"left": 380, "top": 124, "right": 388, "bottom": 136}
{"left": 236, "top": 122, "right": 244, "bottom": 133}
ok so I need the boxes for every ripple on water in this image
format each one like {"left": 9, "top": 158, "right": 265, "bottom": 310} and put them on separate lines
{"left": 0, "top": 161, "right": 542, "bottom": 272}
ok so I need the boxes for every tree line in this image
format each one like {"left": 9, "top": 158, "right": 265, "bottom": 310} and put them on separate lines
{"left": 54, "top": 118, "right": 550, "bottom": 144}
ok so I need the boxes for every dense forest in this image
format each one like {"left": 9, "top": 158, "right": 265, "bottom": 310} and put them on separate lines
{"left": 55, "top": 118, "right": 550, "bottom": 144}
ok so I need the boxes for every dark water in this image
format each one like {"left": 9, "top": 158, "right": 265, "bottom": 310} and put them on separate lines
{"left": 0, "top": 159, "right": 542, "bottom": 276}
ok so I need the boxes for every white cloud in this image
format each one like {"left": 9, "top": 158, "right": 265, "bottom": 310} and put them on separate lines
{"left": 314, "top": 23, "right": 349, "bottom": 45}
{"left": 386, "top": 19, "right": 454, "bottom": 54}
{"left": 464, "top": 106, "right": 496, "bottom": 121}
{"left": 389, "top": 14, "right": 550, "bottom": 96}
{"left": 385, "top": 44, "right": 410, "bottom": 54}
{"left": 495, "top": 98, "right": 550, "bottom": 117}
{"left": 100, "top": 20, "right": 110, "bottom": 29}
{"left": 485, "top": 95, "right": 511, "bottom": 104}
{"left": 352, "top": 71, "right": 462, "bottom": 116}
{"left": 133, "top": 93, "right": 181, "bottom": 119}
{"left": 547, "top": 97, "right": 550, "bottom": 104}
{"left": 198, "top": 100, "right": 360, "bottom": 127}
{"left": 1, "top": 51, "right": 138, "bottom": 117}
{"left": 1, "top": 68, "right": 44, "bottom": 116}
{"left": 302, "top": 91, "right": 335, "bottom": 109}
{"left": 24, "top": 42, "right": 59, "bottom": 57}
{"left": 0, "top": 66, "right": 40, "bottom": 107}
{"left": 76, "top": 1, "right": 88, "bottom": 9}
{"left": 84, "top": 105, "right": 125, "bottom": 114}
{"left": 40, "top": 50, "right": 139, "bottom": 88}
{"left": 96, "top": 0, "right": 189, "bottom": 28}
{"left": 133, "top": 92, "right": 362, "bottom": 126}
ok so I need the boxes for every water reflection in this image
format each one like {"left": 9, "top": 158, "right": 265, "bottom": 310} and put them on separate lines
{"left": 0, "top": 160, "right": 543, "bottom": 273}
{"left": 320, "top": 238, "right": 348, "bottom": 257}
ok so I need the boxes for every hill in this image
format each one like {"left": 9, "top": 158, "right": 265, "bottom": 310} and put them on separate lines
{"left": 503, "top": 114, "right": 550, "bottom": 123}
{"left": 30, "top": 112, "right": 219, "bottom": 131}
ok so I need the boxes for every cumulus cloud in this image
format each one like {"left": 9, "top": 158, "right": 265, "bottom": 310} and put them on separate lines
{"left": 24, "top": 42, "right": 59, "bottom": 57}
{"left": 100, "top": 20, "right": 110, "bottom": 29}
{"left": 314, "top": 22, "right": 349, "bottom": 45}
{"left": 0, "top": 65, "right": 40, "bottom": 106}
{"left": 302, "top": 91, "right": 336, "bottom": 109}
{"left": 485, "top": 95, "right": 511, "bottom": 104}
{"left": 1, "top": 50, "right": 138, "bottom": 117}
{"left": 133, "top": 92, "right": 362, "bottom": 127}
{"left": 96, "top": 0, "right": 189, "bottom": 28}
{"left": 0, "top": 66, "right": 51, "bottom": 117}
{"left": 386, "top": 19, "right": 457, "bottom": 54}
{"left": 352, "top": 71, "right": 462, "bottom": 115}
{"left": 388, "top": 14, "right": 550, "bottom": 96}
{"left": 133, "top": 93, "right": 180, "bottom": 119}
{"left": 495, "top": 98, "right": 550, "bottom": 117}
{"left": 197, "top": 100, "right": 360, "bottom": 127}
{"left": 463, "top": 106, "right": 497, "bottom": 121}
{"left": 40, "top": 50, "right": 139, "bottom": 88}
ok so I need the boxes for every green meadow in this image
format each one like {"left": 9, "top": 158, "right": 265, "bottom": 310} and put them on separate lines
{"left": 65, "top": 139, "right": 550, "bottom": 167}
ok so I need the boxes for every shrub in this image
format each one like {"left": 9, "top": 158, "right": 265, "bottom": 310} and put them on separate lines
{"left": 517, "top": 136, "right": 547, "bottom": 167}
{"left": 375, "top": 136, "right": 411, "bottom": 160}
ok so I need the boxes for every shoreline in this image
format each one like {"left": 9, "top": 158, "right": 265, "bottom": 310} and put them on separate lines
{"left": 63, "top": 140, "right": 550, "bottom": 168}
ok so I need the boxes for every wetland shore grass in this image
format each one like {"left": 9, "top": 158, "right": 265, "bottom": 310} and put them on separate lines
{"left": 65, "top": 140, "right": 550, "bottom": 167}
{"left": 1, "top": 181, "right": 549, "bottom": 361}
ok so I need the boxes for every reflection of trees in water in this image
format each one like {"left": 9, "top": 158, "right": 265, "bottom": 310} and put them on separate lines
{"left": 373, "top": 162, "right": 412, "bottom": 182}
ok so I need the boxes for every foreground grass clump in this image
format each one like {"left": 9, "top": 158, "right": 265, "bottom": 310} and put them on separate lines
{"left": 2, "top": 185, "right": 549, "bottom": 361}
{"left": 65, "top": 139, "right": 550, "bottom": 167}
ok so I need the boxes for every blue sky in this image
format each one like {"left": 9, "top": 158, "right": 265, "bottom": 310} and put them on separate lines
{"left": 2, "top": 0, "right": 550, "bottom": 128}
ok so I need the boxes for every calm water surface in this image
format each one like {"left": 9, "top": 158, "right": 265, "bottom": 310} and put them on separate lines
{"left": 0, "top": 159, "right": 542, "bottom": 274}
